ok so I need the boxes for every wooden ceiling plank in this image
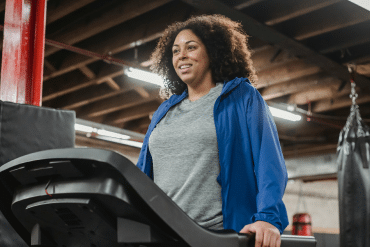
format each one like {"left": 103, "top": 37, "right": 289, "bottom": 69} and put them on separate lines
{"left": 42, "top": 64, "right": 123, "bottom": 101}
{"left": 46, "top": 0, "right": 96, "bottom": 24}
{"left": 43, "top": 3, "right": 188, "bottom": 81}
{"left": 288, "top": 82, "right": 351, "bottom": 105}
{"left": 265, "top": 0, "right": 341, "bottom": 26}
{"left": 320, "top": 30, "right": 370, "bottom": 54}
{"left": 103, "top": 77, "right": 121, "bottom": 91}
{"left": 78, "top": 90, "right": 159, "bottom": 118}
{"left": 79, "top": 65, "right": 96, "bottom": 79}
{"left": 44, "top": 59, "right": 57, "bottom": 72}
{"left": 104, "top": 100, "right": 161, "bottom": 124}
{"left": 104, "top": 100, "right": 160, "bottom": 124}
{"left": 180, "top": 0, "right": 370, "bottom": 90}
{"left": 293, "top": 5, "right": 370, "bottom": 40}
{"left": 262, "top": 73, "right": 338, "bottom": 101}
{"left": 44, "top": 0, "right": 172, "bottom": 57}
{"left": 313, "top": 92, "right": 370, "bottom": 112}
{"left": 256, "top": 60, "right": 322, "bottom": 89}
{"left": 134, "top": 87, "right": 150, "bottom": 98}
{"left": 234, "top": 0, "right": 265, "bottom": 10}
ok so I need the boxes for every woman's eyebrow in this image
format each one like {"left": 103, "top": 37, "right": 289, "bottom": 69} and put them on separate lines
{"left": 173, "top": 40, "right": 198, "bottom": 47}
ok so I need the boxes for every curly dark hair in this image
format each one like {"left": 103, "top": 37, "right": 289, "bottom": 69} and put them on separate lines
{"left": 150, "top": 14, "right": 257, "bottom": 99}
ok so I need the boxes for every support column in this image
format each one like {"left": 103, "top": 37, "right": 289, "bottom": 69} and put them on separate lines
{"left": 0, "top": 0, "right": 47, "bottom": 106}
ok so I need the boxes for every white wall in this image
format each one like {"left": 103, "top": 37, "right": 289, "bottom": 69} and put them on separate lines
{"left": 283, "top": 153, "right": 339, "bottom": 233}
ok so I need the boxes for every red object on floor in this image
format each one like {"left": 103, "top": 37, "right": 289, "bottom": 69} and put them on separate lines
{"left": 0, "top": 0, "right": 47, "bottom": 106}
{"left": 292, "top": 213, "right": 312, "bottom": 236}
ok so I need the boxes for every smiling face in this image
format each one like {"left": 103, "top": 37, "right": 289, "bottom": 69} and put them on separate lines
{"left": 172, "top": 29, "right": 212, "bottom": 87}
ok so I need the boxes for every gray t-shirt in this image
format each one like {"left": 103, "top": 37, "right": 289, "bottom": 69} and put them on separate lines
{"left": 149, "top": 83, "right": 224, "bottom": 230}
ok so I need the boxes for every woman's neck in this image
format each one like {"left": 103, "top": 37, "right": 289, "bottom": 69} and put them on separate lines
{"left": 186, "top": 75, "right": 216, "bottom": 102}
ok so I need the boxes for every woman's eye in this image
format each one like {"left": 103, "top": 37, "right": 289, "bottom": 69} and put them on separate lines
{"left": 172, "top": 49, "right": 179, "bottom": 54}
{"left": 188, "top": 45, "right": 195, "bottom": 50}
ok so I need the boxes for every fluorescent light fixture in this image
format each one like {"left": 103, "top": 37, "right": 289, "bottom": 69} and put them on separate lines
{"left": 269, "top": 106, "right": 302, "bottom": 122}
{"left": 348, "top": 0, "right": 370, "bottom": 11}
{"left": 75, "top": 123, "right": 141, "bottom": 148}
{"left": 97, "top": 136, "right": 143, "bottom": 148}
{"left": 124, "top": 67, "right": 164, "bottom": 87}
{"left": 75, "top": 123, "right": 94, "bottom": 133}
{"left": 96, "top": 129, "right": 130, "bottom": 140}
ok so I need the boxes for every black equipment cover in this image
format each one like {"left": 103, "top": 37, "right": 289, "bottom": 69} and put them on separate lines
{"left": 0, "top": 101, "right": 75, "bottom": 247}
{"left": 337, "top": 87, "right": 370, "bottom": 246}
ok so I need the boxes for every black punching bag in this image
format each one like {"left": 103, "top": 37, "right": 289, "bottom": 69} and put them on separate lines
{"left": 337, "top": 81, "right": 370, "bottom": 247}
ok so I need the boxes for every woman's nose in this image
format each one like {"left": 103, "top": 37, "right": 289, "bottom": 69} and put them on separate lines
{"left": 180, "top": 50, "right": 187, "bottom": 59}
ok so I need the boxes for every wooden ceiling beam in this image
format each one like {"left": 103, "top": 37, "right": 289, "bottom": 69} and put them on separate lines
{"left": 43, "top": 3, "right": 189, "bottom": 81}
{"left": 77, "top": 90, "right": 159, "bottom": 118}
{"left": 264, "top": 0, "right": 341, "bottom": 26}
{"left": 286, "top": 2, "right": 370, "bottom": 40}
{"left": 256, "top": 60, "right": 321, "bottom": 89}
{"left": 251, "top": 46, "right": 297, "bottom": 71}
{"left": 98, "top": 77, "right": 120, "bottom": 91}
{"left": 79, "top": 65, "right": 96, "bottom": 79}
{"left": 43, "top": 81, "right": 137, "bottom": 110}
{"left": 319, "top": 22, "right": 370, "bottom": 54}
{"left": 262, "top": 73, "right": 337, "bottom": 101}
{"left": 44, "top": 0, "right": 172, "bottom": 57}
{"left": 288, "top": 82, "right": 351, "bottom": 105}
{"left": 104, "top": 100, "right": 161, "bottom": 124}
{"left": 42, "top": 64, "right": 124, "bottom": 101}
{"left": 46, "top": 0, "right": 96, "bottom": 24}
{"left": 313, "top": 92, "right": 370, "bottom": 113}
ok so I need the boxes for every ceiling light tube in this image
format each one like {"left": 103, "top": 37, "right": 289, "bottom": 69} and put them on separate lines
{"left": 124, "top": 67, "right": 164, "bottom": 87}
{"left": 269, "top": 106, "right": 302, "bottom": 122}
{"left": 348, "top": 0, "right": 370, "bottom": 11}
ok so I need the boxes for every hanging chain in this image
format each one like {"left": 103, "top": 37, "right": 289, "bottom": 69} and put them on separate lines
{"left": 345, "top": 65, "right": 364, "bottom": 137}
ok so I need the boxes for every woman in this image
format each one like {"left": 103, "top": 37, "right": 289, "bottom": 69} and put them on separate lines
{"left": 137, "top": 14, "right": 289, "bottom": 247}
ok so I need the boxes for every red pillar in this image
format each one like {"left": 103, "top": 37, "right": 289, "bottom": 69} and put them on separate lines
{"left": 0, "top": 0, "right": 47, "bottom": 106}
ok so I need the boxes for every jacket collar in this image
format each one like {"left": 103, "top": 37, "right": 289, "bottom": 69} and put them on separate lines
{"left": 167, "top": 77, "right": 250, "bottom": 107}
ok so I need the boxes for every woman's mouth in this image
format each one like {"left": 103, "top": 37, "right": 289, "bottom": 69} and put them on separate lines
{"left": 179, "top": 64, "right": 192, "bottom": 73}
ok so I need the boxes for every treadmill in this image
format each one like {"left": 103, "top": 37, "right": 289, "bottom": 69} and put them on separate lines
{"left": 0, "top": 148, "right": 316, "bottom": 247}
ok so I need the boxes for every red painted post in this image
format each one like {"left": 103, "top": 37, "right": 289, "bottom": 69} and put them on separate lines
{"left": 0, "top": 0, "right": 47, "bottom": 106}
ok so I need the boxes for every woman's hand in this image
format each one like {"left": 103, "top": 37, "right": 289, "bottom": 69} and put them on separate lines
{"left": 240, "top": 221, "right": 281, "bottom": 247}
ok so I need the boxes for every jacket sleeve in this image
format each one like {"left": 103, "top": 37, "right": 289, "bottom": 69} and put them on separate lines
{"left": 246, "top": 87, "right": 289, "bottom": 233}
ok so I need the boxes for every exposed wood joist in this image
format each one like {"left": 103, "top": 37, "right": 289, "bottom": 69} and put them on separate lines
{"left": 273, "top": 1, "right": 370, "bottom": 40}
{"left": 104, "top": 100, "right": 161, "bottom": 124}
{"left": 43, "top": 2, "right": 190, "bottom": 81}
{"left": 43, "top": 81, "right": 135, "bottom": 110}
{"left": 245, "top": 0, "right": 342, "bottom": 26}
{"left": 251, "top": 46, "right": 296, "bottom": 71}
{"left": 313, "top": 92, "right": 370, "bottom": 113}
{"left": 261, "top": 73, "right": 338, "bottom": 100}
{"left": 46, "top": 0, "right": 96, "bottom": 24}
{"left": 99, "top": 77, "right": 120, "bottom": 91}
{"left": 79, "top": 65, "right": 96, "bottom": 79}
{"left": 288, "top": 81, "right": 351, "bottom": 105}
{"left": 42, "top": 64, "right": 124, "bottom": 101}
{"left": 256, "top": 60, "right": 321, "bottom": 89}
{"left": 180, "top": 0, "right": 370, "bottom": 90}
{"left": 311, "top": 20, "right": 370, "bottom": 54}
{"left": 77, "top": 90, "right": 159, "bottom": 118}
{"left": 44, "top": 0, "right": 172, "bottom": 57}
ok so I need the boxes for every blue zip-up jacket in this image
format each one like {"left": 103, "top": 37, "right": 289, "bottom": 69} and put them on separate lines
{"left": 137, "top": 77, "right": 289, "bottom": 233}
